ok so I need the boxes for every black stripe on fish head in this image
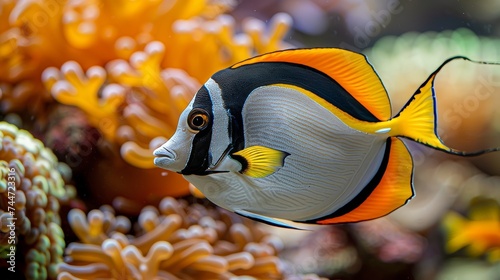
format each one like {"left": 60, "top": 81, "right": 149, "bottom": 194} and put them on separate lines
{"left": 181, "top": 86, "right": 214, "bottom": 175}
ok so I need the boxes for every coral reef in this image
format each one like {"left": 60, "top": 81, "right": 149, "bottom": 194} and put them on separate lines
{"left": 0, "top": 0, "right": 234, "bottom": 84}
{"left": 0, "top": 122, "right": 76, "bottom": 279}
{"left": 42, "top": 42, "right": 199, "bottom": 169}
{"left": 58, "top": 197, "right": 322, "bottom": 280}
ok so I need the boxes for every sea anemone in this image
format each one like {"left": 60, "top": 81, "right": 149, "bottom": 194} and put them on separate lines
{"left": 0, "top": 122, "right": 76, "bottom": 279}
{"left": 58, "top": 196, "right": 323, "bottom": 279}
{"left": 0, "top": 0, "right": 236, "bottom": 84}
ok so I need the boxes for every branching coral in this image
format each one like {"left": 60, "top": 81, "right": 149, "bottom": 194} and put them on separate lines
{"left": 43, "top": 61, "right": 125, "bottom": 142}
{"left": 0, "top": 122, "right": 76, "bottom": 279}
{"left": 165, "top": 12, "right": 293, "bottom": 82}
{"left": 0, "top": 0, "right": 237, "bottom": 84}
{"left": 58, "top": 197, "right": 322, "bottom": 280}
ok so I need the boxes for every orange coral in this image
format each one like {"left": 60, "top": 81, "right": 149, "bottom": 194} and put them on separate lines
{"left": 0, "top": 0, "right": 237, "bottom": 84}
{"left": 0, "top": 122, "right": 76, "bottom": 279}
{"left": 58, "top": 197, "right": 321, "bottom": 279}
{"left": 43, "top": 61, "right": 125, "bottom": 142}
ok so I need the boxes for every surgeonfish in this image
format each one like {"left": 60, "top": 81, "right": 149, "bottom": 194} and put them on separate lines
{"left": 153, "top": 48, "right": 500, "bottom": 229}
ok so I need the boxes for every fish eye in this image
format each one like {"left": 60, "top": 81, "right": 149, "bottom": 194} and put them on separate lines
{"left": 187, "top": 108, "right": 210, "bottom": 131}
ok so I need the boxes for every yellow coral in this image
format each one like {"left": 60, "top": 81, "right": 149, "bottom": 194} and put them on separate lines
{"left": 0, "top": 0, "right": 238, "bottom": 83}
{"left": 58, "top": 197, "right": 321, "bottom": 279}
{"left": 0, "top": 122, "right": 76, "bottom": 279}
{"left": 43, "top": 61, "right": 125, "bottom": 142}
{"left": 165, "top": 12, "right": 292, "bottom": 82}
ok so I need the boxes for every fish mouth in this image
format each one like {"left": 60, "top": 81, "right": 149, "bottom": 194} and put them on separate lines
{"left": 153, "top": 147, "right": 177, "bottom": 168}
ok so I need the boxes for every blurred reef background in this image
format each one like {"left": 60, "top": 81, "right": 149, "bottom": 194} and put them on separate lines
{"left": 1, "top": 0, "right": 500, "bottom": 279}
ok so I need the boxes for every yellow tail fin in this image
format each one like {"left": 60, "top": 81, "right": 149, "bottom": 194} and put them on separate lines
{"left": 390, "top": 56, "right": 500, "bottom": 156}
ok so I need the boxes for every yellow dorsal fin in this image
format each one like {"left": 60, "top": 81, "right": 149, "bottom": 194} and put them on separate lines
{"left": 232, "top": 48, "right": 392, "bottom": 121}
{"left": 232, "top": 145, "right": 289, "bottom": 178}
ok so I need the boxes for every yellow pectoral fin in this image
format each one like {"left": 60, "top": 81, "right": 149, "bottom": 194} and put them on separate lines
{"left": 232, "top": 146, "right": 289, "bottom": 178}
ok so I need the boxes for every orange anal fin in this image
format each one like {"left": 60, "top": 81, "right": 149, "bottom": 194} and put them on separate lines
{"left": 317, "top": 137, "right": 414, "bottom": 224}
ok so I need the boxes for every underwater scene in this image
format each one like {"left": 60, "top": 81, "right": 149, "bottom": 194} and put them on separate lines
{"left": 1, "top": 0, "right": 500, "bottom": 279}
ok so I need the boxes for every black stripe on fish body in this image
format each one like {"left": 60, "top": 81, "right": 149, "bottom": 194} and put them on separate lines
{"left": 181, "top": 86, "right": 214, "bottom": 175}
{"left": 298, "top": 138, "right": 407, "bottom": 224}
{"left": 211, "top": 61, "right": 381, "bottom": 151}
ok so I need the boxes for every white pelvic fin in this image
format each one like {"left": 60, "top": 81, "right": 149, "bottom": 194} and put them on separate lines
{"left": 235, "top": 209, "right": 306, "bottom": 230}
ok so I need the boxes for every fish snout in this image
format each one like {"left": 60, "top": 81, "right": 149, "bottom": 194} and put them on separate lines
{"left": 153, "top": 147, "right": 177, "bottom": 169}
